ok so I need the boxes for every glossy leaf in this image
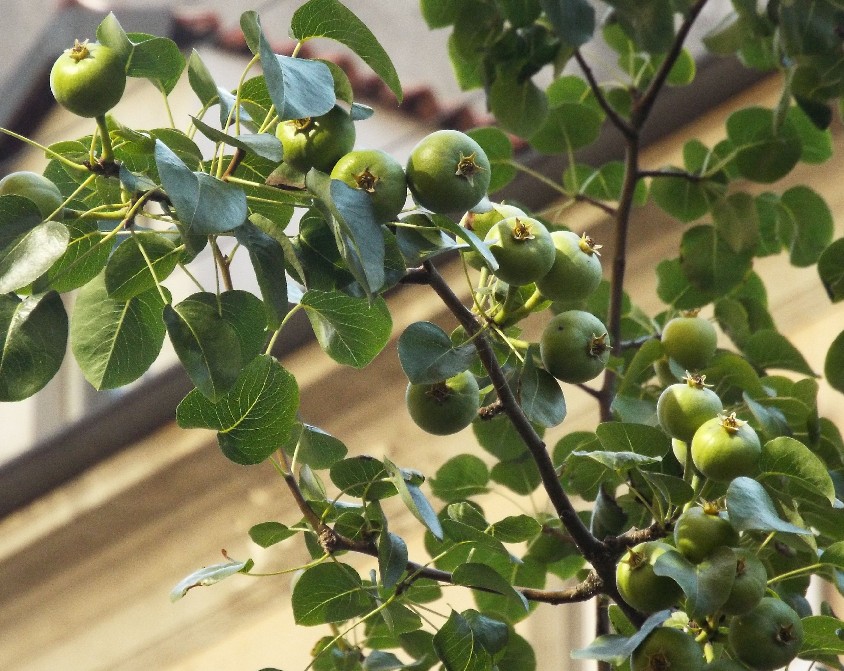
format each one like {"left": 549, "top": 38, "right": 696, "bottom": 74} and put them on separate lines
{"left": 191, "top": 116, "right": 283, "bottom": 162}
{"left": 799, "top": 615, "right": 844, "bottom": 659}
{"left": 0, "top": 292, "right": 67, "bottom": 401}
{"left": 187, "top": 49, "right": 218, "bottom": 106}
{"left": 0, "top": 220, "right": 69, "bottom": 294}
{"left": 378, "top": 530, "right": 408, "bottom": 589}
{"left": 283, "top": 422, "right": 347, "bottom": 470}
{"left": 398, "top": 321, "right": 476, "bottom": 385}
{"left": 301, "top": 289, "right": 391, "bottom": 368}
{"left": 165, "top": 291, "right": 267, "bottom": 401}
{"left": 595, "top": 422, "right": 669, "bottom": 458}
{"left": 488, "top": 515, "right": 542, "bottom": 543}
{"left": 520, "top": 346, "right": 566, "bottom": 428}
{"left": 384, "top": 457, "right": 443, "bottom": 540}
{"left": 176, "top": 355, "right": 300, "bottom": 465}
{"left": 170, "top": 557, "right": 250, "bottom": 602}
{"left": 43, "top": 218, "right": 112, "bottom": 292}
{"left": 653, "top": 546, "right": 736, "bottom": 618}
{"left": 726, "top": 476, "right": 812, "bottom": 535}
{"left": 249, "top": 522, "right": 297, "bottom": 548}
{"left": 430, "top": 454, "right": 490, "bottom": 502}
{"left": 571, "top": 611, "right": 670, "bottom": 662}
{"left": 759, "top": 436, "right": 835, "bottom": 503}
{"left": 292, "top": 562, "right": 374, "bottom": 625}
{"left": 154, "top": 141, "right": 248, "bottom": 234}
{"left": 125, "top": 32, "right": 186, "bottom": 94}
{"left": 291, "top": 0, "right": 403, "bottom": 102}
{"left": 330, "top": 456, "right": 395, "bottom": 500}
{"left": 104, "top": 232, "right": 180, "bottom": 300}
{"left": 235, "top": 221, "right": 288, "bottom": 328}
{"left": 70, "top": 274, "right": 167, "bottom": 390}
{"left": 433, "top": 610, "right": 493, "bottom": 671}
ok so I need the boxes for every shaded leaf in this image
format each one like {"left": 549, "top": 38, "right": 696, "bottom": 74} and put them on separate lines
{"left": 759, "top": 436, "right": 835, "bottom": 503}
{"left": 826, "top": 329, "right": 844, "bottom": 395}
{"left": 0, "top": 292, "right": 67, "bottom": 401}
{"left": 191, "top": 116, "right": 283, "bottom": 162}
{"left": 283, "top": 422, "right": 347, "bottom": 470}
{"left": 726, "top": 107, "right": 802, "bottom": 183}
{"left": 431, "top": 455, "right": 490, "bottom": 503}
{"left": 520, "top": 345, "right": 566, "bottom": 428}
{"left": 726, "top": 476, "right": 812, "bottom": 535}
{"left": 104, "top": 232, "right": 181, "bottom": 300}
{"left": 540, "top": 0, "right": 595, "bottom": 47}
{"left": 384, "top": 457, "right": 443, "bottom": 540}
{"left": 378, "top": 530, "right": 408, "bottom": 590}
{"left": 818, "top": 237, "right": 844, "bottom": 302}
{"left": 452, "top": 563, "right": 528, "bottom": 612}
{"left": 571, "top": 611, "right": 670, "bottom": 662}
{"left": 235, "top": 221, "right": 288, "bottom": 328}
{"left": 399, "top": 321, "right": 477, "bottom": 385}
{"left": 743, "top": 329, "right": 816, "bottom": 376}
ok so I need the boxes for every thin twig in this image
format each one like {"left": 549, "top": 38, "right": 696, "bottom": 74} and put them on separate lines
{"left": 638, "top": 169, "right": 703, "bottom": 182}
{"left": 573, "top": 50, "right": 636, "bottom": 141}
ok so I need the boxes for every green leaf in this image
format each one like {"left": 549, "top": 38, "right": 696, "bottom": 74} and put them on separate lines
{"left": 540, "top": 0, "right": 595, "bottom": 48}
{"left": 679, "top": 225, "right": 752, "bottom": 295}
{"left": 430, "top": 455, "right": 490, "bottom": 503}
{"left": 363, "top": 651, "right": 407, "bottom": 671}
{"left": 70, "top": 274, "right": 167, "bottom": 390}
{"left": 467, "top": 127, "right": 516, "bottom": 193}
{"left": 420, "top": 0, "right": 460, "bottom": 27}
{"left": 292, "top": 562, "right": 374, "bottom": 625}
{"left": 490, "top": 452, "right": 541, "bottom": 495}
{"left": 154, "top": 141, "right": 247, "bottom": 234}
{"left": 759, "top": 436, "right": 836, "bottom": 503}
{"left": 826, "top": 329, "right": 844, "bottom": 395}
{"left": 564, "top": 162, "right": 648, "bottom": 205}
{"left": 306, "top": 171, "right": 385, "bottom": 297}
{"left": 452, "top": 563, "right": 528, "bottom": 612}
{"left": 378, "top": 530, "right": 408, "bottom": 590}
{"left": 818, "top": 237, "right": 844, "bottom": 302}
{"left": 190, "top": 116, "right": 283, "bottom": 162}
{"left": 257, "top": 28, "right": 335, "bottom": 120}
{"left": 743, "top": 329, "right": 816, "bottom": 376}
{"left": 474, "top": 414, "right": 537, "bottom": 461}
{"left": 235, "top": 221, "right": 288, "bottom": 328}
{"left": 712, "top": 192, "right": 761, "bottom": 254}
{"left": 104, "top": 232, "right": 180, "bottom": 300}
{"left": 301, "top": 289, "right": 391, "bottom": 368}
{"left": 520, "top": 346, "right": 566, "bottom": 428}
{"left": 249, "top": 521, "right": 297, "bottom": 548}
{"left": 595, "top": 422, "right": 669, "bottom": 458}
{"left": 125, "top": 32, "right": 186, "bottom": 94}
{"left": 384, "top": 457, "right": 443, "bottom": 540}
{"left": 778, "top": 185, "right": 835, "bottom": 267}
{"left": 656, "top": 258, "right": 716, "bottom": 310}
{"left": 489, "top": 68, "right": 548, "bottom": 138}
{"left": 571, "top": 611, "right": 670, "bottom": 663}
{"left": 434, "top": 215, "right": 499, "bottom": 272}
{"left": 43, "top": 218, "right": 111, "bottom": 292}
{"left": 176, "top": 355, "right": 300, "bottom": 465}
{"left": 433, "top": 610, "right": 494, "bottom": 671}
{"left": 170, "top": 557, "right": 250, "bottom": 602}
{"left": 787, "top": 104, "right": 833, "bottom": 164}
{"left": 496, "top": 631, "right": 536, "bottom": 671}
{"left": 187, "top": 50, "right": 218, "bottom": 106}
{"left": 488, "top": 515, "right": 542, "bottom": 543}
{"left": 618, "top": 338, "right": 663, "bottom": 395}
{"left": 799, "top": 615, "right": 844, "bottom": 659}
{"left": 0, "top": 292, "right": 67, "bottom": 401}
{"left": 726, "top": 476, "right": 812, "bottom": 535}
{"left": 330, "top": 456, "right": 395, "bottom": 500}
{"left": 291, "top": 0, "right": 403, "bottom": 103}
{"left": 650, "top": 171, "right": 725, "bottom": 222}
{"left": 653, "top": 546, "right": 736, "bottom": 619}
{"left": 96, "top": 13, "right": 133, "bottom": 62}
{"left": 165, "top": 291, "right": 267, "bottom": 401}
{"left": 283, "top": 422, "right": 347, "bottom": 470}
{"left": 0, "top": 220, "right": 69, "bottom": 294}
{"left": 726, "top": 107, "right": 802, "bottom": 183}
{"left": 819, "top": 541, "right": 844, "bottom": 571}
{"left": 530, "top": 101, "right": 602, "bottom": 154}
{"left": 640, "top": 472, "right": 695, "bottom": 509}
{"left": 398, "top": 321, "right": 477, "bottom": 385}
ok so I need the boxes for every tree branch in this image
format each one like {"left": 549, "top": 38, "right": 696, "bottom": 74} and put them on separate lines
{"left": 638, "top": 169, "right": 703, "bottom": 182}
{"left": 574, "top": 50, "right": 637, "bottom": 141}
{"left": 632, "top": 0, "right": 711, "bottom": 126}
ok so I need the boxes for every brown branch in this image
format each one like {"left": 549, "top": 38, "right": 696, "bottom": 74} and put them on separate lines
{"left": 211, "top": 237, "right": 235, "bottom": 292}
{"left": 222, "top": 147, "right": 245, "bottom": 180}
{"left": 574, "top": 193, "right": 617, "bottom": 217}
{"left": 632, "top": 0, "right": 711, "bottom": 126}
{"left": 420, "top": 261, "right": 604, "bottom": 562}
{"left": 574, "top": 49, "right": 636, "bottom": 141}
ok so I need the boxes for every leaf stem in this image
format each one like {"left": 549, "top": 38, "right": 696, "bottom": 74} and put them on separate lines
{"left": 95, "top": 115, "right": 115, "bottom": 164}
{"left": 0, "top": 127, "right": 88, "bottom": 172}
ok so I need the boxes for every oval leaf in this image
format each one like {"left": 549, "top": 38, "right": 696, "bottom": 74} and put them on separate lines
{"left": 292, "top": 562, "right": 374, "bottom": 625}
